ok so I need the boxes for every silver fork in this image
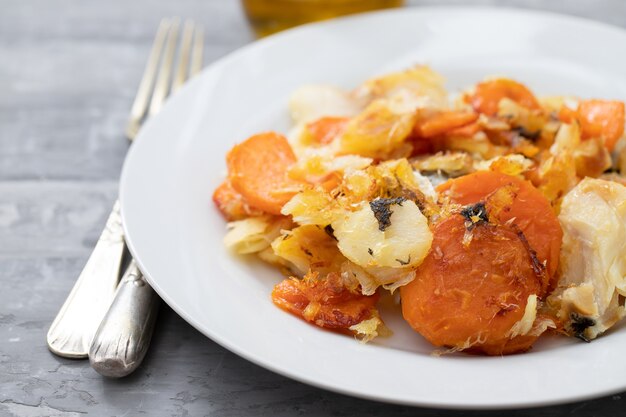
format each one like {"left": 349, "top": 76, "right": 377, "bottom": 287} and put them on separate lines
{"left": 47, "top": 18, "right": 204, "bottom": 377}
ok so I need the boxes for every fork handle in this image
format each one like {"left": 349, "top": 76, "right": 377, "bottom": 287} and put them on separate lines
{"left": 47, "top": 200, "right": 125, "bottom": 358}
{"left": 89, "top": 260, "right": 160, "bottom": 378}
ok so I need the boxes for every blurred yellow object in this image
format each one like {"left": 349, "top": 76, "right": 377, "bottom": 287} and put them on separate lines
{"left": 242, "top": 0, "right": 405, "bottom": 37}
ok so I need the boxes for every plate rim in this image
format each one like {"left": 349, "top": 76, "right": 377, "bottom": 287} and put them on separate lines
{"left": 120, "top": 5, "right": 626, "bottom": 409}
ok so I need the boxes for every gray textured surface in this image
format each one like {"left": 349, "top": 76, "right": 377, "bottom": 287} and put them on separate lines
{"left": 2, "top": 0, "right": 626, "bottom": 415}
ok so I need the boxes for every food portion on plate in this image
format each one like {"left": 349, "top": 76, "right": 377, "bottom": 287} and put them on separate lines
{"left": 213, "top": 66, "right": 626, "bottom": 355}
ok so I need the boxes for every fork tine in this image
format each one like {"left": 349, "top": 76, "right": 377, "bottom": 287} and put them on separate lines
{"left": 171, "top": 20, "right": 195, "bottom": 93}
{"left": 148, "top": 18, "right": 181, "bottom": 116}
{"left": 125, "top": 18, "right": 170, "bottom": 140}
{"left": 190, "top": 25, "right": 204, "bottom": 76}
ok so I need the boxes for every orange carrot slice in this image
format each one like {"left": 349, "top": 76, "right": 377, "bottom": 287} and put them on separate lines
{"left": 470, "top": 79, "right": 541, "bottom": 116}
{"left": 272, "top": 272, "right": 379, "bottom": 331}
{"left": 558, "top": 105, "right": 577, "bottom": 124}
{"left": 414, "top": 111, "right": 479, "bottom": 138}
{"left": 447, "top": 121, "right": 482, "bottom": 137}
{"left": 437, "top": 171, "right": 562, "bottom": 290}
{"left": 227, "top": 132, "right": 302, "bottom": 215}
{"left": 212, "top": 180, "right": 261, "bottom": 221}
{"left": 401, "top": 214, "right": 544, "bottom": 355}
{"left": 306, "top": 117, "right": 350, "bottom": 145}
{"left": 577, "top": 100, "right": 625, "bottom": 151}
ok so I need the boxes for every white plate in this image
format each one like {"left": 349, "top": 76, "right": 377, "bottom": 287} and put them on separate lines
{"left": 120, "top": 7, "right": 626, "bottom": 409}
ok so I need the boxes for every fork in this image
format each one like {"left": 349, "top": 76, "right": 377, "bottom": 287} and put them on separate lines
{"left": 47, "top": 18, "right": 204, "bottom": 377}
